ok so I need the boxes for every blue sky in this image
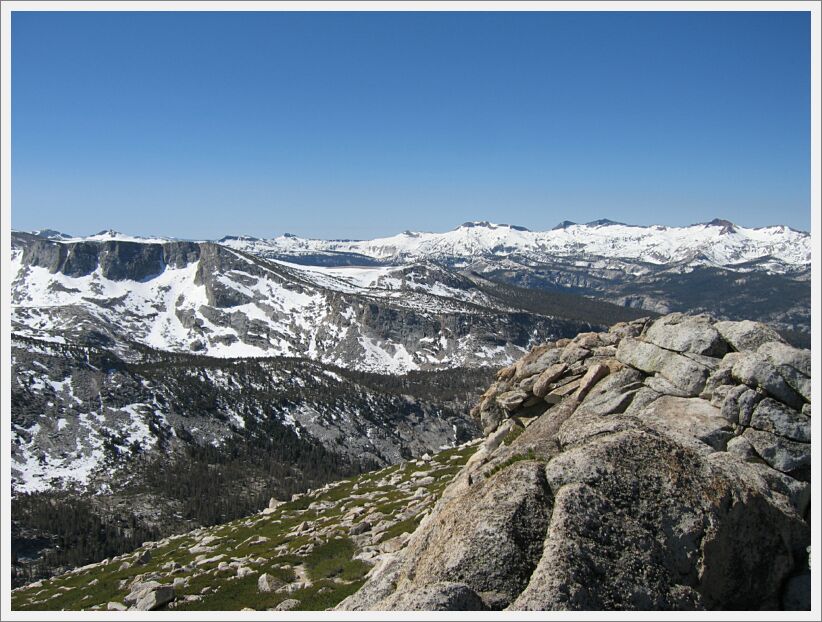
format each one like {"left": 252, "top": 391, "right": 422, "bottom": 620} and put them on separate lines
{"left": 11, "top": 10, "right": 811, "bottom": 239}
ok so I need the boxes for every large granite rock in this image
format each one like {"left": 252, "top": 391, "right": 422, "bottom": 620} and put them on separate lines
{"left": 616, "top": 338, "right": 709, "bottom": 396}
{"left": 339, "top": 313, "right": 811, "bottom": 612}
{"left": 715, "top": 320, "right": 785, "bottom": 352}
{"left": 757, "top": 341, "right": 811, "bottom": 402}
{"left": 644, "top": 313, "right": 729, "bottom": 357}
{"left": 344, "top": 460, "right": 552, "bottom": 610}
{"left": 731, "top": 353, "right": 805, "bottom": 410}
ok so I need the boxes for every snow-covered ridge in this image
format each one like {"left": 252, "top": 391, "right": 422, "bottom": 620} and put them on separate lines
{"left": 222, "top": 219, "right": 810, "bottom": 271}
{"left": 32, "top": 218, "right": 809, "bottom": 271}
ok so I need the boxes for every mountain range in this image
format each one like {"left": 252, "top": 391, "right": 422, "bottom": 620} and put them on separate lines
{"left": 221, "top": 218, "right": 809, "bottom": 271}
{"left": 13, "top": 218, "right": 811, "bottom": 367}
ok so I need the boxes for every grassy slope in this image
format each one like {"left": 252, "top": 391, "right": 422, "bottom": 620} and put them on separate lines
{"left": 10, "top": 442, "right": 479, "bottom": 612}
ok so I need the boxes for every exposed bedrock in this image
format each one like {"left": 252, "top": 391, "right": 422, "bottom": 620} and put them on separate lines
{"left": 338, "top": 312, "right": 811, "bottom": 611}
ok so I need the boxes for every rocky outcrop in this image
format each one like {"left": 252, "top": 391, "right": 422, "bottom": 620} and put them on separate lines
{"left": 339, "top": 312, "right": 811, "bottom": 611}
{"left": 17, "top": 235, "right": 202, "bottom": 282}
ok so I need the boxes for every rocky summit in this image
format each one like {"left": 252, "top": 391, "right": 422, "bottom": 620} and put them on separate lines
{"left": 338, "top": 312, "right": 811, "bottom": 611}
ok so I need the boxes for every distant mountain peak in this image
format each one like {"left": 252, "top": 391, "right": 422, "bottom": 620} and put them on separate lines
{"left": 457, "top": 221, "right": 530, "bottom": 232}
{"left": 702, "top": 218, "right": 737, "bottom": 234}
{"left": 219, "top": 235, "right": 260, "bottom": 242}
{"left": 32, "top": 229, "right": 71, "bottom": 240}
{"left": 552, "top": 220, "right": 577, "bottom": 230}
{"left": 585, "top": 218, "right": 627, "bottom": 227}
{"left": 458, "top": 221, "right": 495, "bottom": 229}
{"left": 93, "top": 229, "right": 123, "bottom": 237}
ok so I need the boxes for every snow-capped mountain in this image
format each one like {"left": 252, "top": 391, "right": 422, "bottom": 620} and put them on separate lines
{"left": 11, "top": 218, "right": 810, "bottom": 375}
{"left": 220, "top": 218, "right": 810, "bottom": 273}
{"left": 44, "top": 218, "right": 810, "bottom": 272}
{"left": 212, "top": 219, "right": 812, "bottom": 337}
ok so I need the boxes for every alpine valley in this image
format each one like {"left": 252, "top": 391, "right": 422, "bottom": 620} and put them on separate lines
{"left": 9, "top": 218, "right": 812, "bottom": 594}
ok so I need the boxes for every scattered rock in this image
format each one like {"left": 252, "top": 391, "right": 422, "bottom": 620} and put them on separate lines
{"left": 133, "top": 586, "right": 175, "bottom": 611}
{"left": 349, "top": 521, "right": 372, "bottom": 536}
{"left": 514, "top": 345, "right": 561, "bottom": 379}
{"left": 135, "top": 550, "right": 151, "bottom": 565}
{"left": 757, "top": 341, "right": 811, "bottom": 377}
{"left": 124, "top": 581, "right": 162, "bottom": 606}
{"left": 188, "top": 544, "right": 216, "bottom": 555}
{"left": 755, "top": 341, "right": 811, "bottom": 402}
{"left": 749, "top": 398, "right": 810, "bottom": 442}
{"left": 559, "top": 344, "right": 590, "bottom": 366}
{"left": 574, "top": 363, "right": 609, "bottom": 401}
{"left": 742, "top": 428, "right": 810, "bottom": 474}
{"left": 531, "top": 363, "right": 569, "bottom": 398}
{"left": 496, "top": 390, "right": 529, "bottom": 412}
{"left": 258, "top": 573, "right": 284, "bottom": 593}
{"left": 275, "top": 598, "right": 301, "bottom": 611}
{"left": 194, "top": 554, "right": 225, "bottom": 567}
{"left": 726, "top": 435, "right": 757, "bottom": 460}
{"left": 731, "top": 353, "right": 804, "bottom": 410}
{"left": 720, "top": 384, "right": 763, "bottom": 425}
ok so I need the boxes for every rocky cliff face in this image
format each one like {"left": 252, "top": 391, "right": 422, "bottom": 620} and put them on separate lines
{"left": 338, "top": 313, "right": 811, "bottom": 611}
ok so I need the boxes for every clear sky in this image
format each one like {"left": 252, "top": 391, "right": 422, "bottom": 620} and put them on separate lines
{"left": 11, "top": 10, "right": 811, "bottom": 239}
